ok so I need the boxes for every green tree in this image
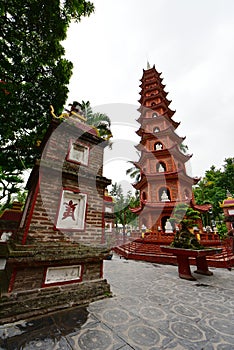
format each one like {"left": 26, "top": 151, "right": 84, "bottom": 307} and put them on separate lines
{"left": 217, "top": 158, "right": 234, "bottom": 195}
{"left": 0, "top": 0, "right": 94, "bottom": 206}
{"left": 109, "top": 183, "right": 123, "bottom": 199}
{"left": 80, "top": 100, "right": 112, "bottom": 140}
{"left": 0, "top": 168, "right": 24, "bottom": 212}
{"left": 110, "top": 183, "right": 139, "bottom": 234}
{"left": 170, "top": 203, "right": 201, "bottom": 231}
{"left": 193, "top": 159, "right": 234, "bottom": 222}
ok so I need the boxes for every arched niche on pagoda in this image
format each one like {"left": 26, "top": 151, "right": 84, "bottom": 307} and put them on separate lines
{"left": 141, "top": 191, "right": 147, "bottom": 201}
{"left": 156, "top": 97, "right": 161, "bottom": 104}
{"left": 161, "top": 215, "right": 172, "bottom": 232}
{"left": 153, "top": 127, "right": 160, "bottom": 133}
{"left": 156, "top": 162, "right": 166, "bottom": 173}
{"left": 154, "top": 142, "right": 163, "bottom": 151}
{"left": 159, "top": 187, "right": 171, "bottom": 202}
{"left": 152, "top": 112, "right": 158, "bottom": 118}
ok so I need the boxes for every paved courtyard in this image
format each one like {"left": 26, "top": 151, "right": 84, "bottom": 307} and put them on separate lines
{"left": 1, "top": 254, "right": 234, "bottom": 349}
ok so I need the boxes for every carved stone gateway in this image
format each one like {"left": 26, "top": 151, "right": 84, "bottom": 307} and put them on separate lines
{"left": 0, "top": 115, "right": 112, "bottom": 324}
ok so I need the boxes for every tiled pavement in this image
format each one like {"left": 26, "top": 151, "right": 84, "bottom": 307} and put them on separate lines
{"left": 1, "top": 254, "right": 234, "bottom": 349}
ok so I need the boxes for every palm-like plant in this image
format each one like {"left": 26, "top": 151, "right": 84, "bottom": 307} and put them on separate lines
{"left": 126, "top": 162, "right": 141, "bottom": 183}
{"left": 179, "top": 143, "right": 188, "bottom": 154}
{"left": 80, "top": 101, "right": 112, "bottom": 140}
{"left": 126, "top": 167, "right": 140, "bottom": 182}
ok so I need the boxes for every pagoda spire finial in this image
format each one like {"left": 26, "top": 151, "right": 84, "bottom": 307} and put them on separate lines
{"left": 147, "top": 61, "right": 151, "bottom": 70}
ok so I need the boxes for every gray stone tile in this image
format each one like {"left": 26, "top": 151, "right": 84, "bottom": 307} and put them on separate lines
{"left": 1, "top": 258, "right": 234, "bottom": 349}
{"left": 67, "top": 321, "right": 125, "bottom": 350}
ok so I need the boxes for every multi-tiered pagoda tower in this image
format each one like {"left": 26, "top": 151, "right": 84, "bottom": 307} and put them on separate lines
{"left": 131, "top": 64, "right": 201, "bottom": 233}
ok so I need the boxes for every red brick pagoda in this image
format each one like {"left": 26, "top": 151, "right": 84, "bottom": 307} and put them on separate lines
{"left": 131, "top": 64, "right": 210, "bottom": 236}
{"left": 114, "top": 65, "right": 232, "bottom": 267}
{"left": 0, "top": 111, "right": 112, "bottom": 323}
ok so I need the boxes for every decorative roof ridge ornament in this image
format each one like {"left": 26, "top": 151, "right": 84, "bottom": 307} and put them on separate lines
{"left": 49, "top": 104, "right": 87, "bottom": 122}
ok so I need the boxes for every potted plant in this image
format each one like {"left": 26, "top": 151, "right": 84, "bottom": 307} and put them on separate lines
{"left": 161, "top": 204, "right": 222, "bottom": 280}
{"left": 169, "top": 203, "right": 204, "bottom": 249}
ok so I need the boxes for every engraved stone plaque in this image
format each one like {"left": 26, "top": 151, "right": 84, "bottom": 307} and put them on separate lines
{"left": 45, "top": 265, "right": 81, "bottom": 284}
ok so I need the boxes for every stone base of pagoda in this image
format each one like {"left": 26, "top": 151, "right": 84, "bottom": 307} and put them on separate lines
{"left": 0, "top": 242, "right": 111, "bottom": 324}
{"left": 114, "top": 240, "right": 233, "bottom": 269}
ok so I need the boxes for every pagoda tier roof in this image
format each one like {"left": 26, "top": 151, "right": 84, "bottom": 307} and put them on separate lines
{"left": 190, "top": 193, "right": 211, "bottom": 213}
{"left": 138, "top": 86, "right": 168, "bottom": 98}
{"left": 130, "top": 204, "right": 143, "bottom": 214}
{"left": 137, "top": 103, "right": 174, "bottom": 114}
{"left": 191, "top": 201, "right": 212, "bottom": 213}
{"left": 136, "top": 111, "right": 179, "bottom": 129}
{"left": 139, "top": 80, "right": 165, "bottom": 89}
{"left": 130, "top": 198, "right": 209, "bottom": 215}
{"left": 140, "top": 65, "right": 162, "bottom": 81}
{"left": 130, "top": 200, "right": 188, "bottom": 214}
{"left": 169, "top": 144, "right": 193, "bottom": 162}
{"left": 138, "top": 94, "right": 172, "bottom": 106}
{"left": 136, "top": 126, "right": 185, "bottom": 144}
{"left": 136, "top": 116, "right": 180, "bottom": 129}
{"left": 132, "top": 168, "right": 198, "bottom": 190}
{"left": 132, "top": 161, "right": 141, "bottom": 170}
{"left": 140, "top": 99, "right": 172, "bottom": 113}
{"left": 141, "top": 65, "right": 161, "bottom": 74}
{"left": 135, "top": 144, "right": 192, "bottom": 164}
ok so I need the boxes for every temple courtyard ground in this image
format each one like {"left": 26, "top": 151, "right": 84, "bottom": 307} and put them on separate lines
{"left": 0, "top": 254, "right": 234, "bottom": 349}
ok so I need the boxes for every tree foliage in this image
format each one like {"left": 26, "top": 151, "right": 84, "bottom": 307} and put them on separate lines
{"left": 110, "top": 183, "right": 139, "bottom": 232}
{"left": 80, "top": 100, "right": 112, "bottom": 140}
{"left": 0, "top": 0, "right": 94, "bottom": 206}
{"left": 126, "top": 161, "right": 141, "bottom": 183}
{"left": 170, "top": 203, "right": 201, "bottom": 231}
{"left": 0, "top": 167, "right": 24, "bottom": 211}
{"left": 193, "top": 158, "right": 234, "bottom": 220}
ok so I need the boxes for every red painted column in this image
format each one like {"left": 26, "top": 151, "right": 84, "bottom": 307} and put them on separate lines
{"left": 177, "top": 255, "right": 196, "bottom": 281}
{"left": 195, "top": 256, "right": 213, "bottom": 276}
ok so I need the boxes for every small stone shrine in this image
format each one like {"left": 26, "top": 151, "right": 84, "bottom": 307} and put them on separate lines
{"left": 0, "top": 110, "right": 112, "bottom": 323}
{"left": 220, "top": 191, "right": 234, "bottom": 231}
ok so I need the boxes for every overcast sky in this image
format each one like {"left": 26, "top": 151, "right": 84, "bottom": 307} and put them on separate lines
{"left": 63, "top": 0, "right": 234, "bottom": 192}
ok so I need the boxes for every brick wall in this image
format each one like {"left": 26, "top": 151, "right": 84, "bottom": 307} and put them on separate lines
{"left": 43, "top": 121, "right": 105, "bottom": 176}
{"left": 21, "top": 172, "right": 106, "bottom": 244}
{"left": 17, "top": 120, "right": 111, "bottom": 245}
{"left": 11, "top": 260, "right": 103, "bottom": 292}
